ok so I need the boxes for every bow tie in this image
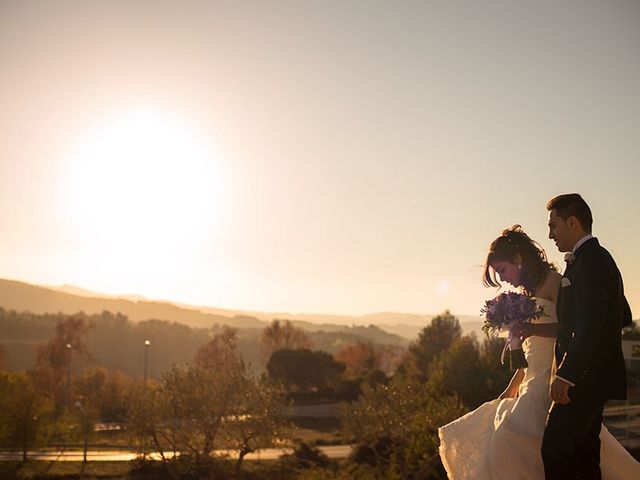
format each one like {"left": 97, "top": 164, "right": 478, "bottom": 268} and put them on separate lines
{"left": 564, "top": 253, "right": 576, "bottom": 265}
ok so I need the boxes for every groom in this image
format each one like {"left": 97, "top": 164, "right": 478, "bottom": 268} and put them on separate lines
{"left": 542, "top": 193, "right": 632, "bottom": 479}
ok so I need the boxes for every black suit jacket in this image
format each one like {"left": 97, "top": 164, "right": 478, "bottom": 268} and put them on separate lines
{"left": 555, "top": 237, "right": 630, "bottom": 400}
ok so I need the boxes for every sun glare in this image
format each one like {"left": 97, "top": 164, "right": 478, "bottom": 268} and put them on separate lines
{"left": 60, "top": 108, "right": 225, "bottom": 294}
{"left": 437, "top": 280, "right": 451, "bottom": 296}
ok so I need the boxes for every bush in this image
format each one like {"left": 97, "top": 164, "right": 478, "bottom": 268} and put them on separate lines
{"left": 280, "top": 440, "right": 333, "bottom": 470}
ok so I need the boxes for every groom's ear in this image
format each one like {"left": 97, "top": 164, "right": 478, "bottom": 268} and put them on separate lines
{"left": 566, "top": 216, "right": 580, "bottom": 231}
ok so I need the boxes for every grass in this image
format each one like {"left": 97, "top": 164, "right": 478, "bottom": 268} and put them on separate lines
{"left": 0, "top": 460, "right": 132, "bottom": 479}
{"left": 0, "top": 458, "right": 301, "bottom": 479}
{"left": 289, "top": 417, "right": 344, "bottom": 446}
{"left": 0, "top": 418, "right": 345, "bottom": 478}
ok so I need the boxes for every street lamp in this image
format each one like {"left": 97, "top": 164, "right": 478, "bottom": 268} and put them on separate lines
{"left": 75, "top": 400, "right": 88, "bottom": 463}
{"left": 143, "top": 340, "right": 151, "bottom": 388}
{"left": 66, "top": 343, "right": 72, "bottom": 410}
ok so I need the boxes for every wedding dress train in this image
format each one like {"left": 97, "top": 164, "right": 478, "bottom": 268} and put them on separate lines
{"left": 438, "top": 298, "right": 639, "bottom": 479}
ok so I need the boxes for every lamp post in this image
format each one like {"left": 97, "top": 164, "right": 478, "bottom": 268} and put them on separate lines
{"left": 66, "top": 343, "right": 72, "bottom": 410}
{"left": 75, "top": 401, "right": 88, "bottom": 463}
{"left": 143, "top": 340, "right": 151, "bottom": 388}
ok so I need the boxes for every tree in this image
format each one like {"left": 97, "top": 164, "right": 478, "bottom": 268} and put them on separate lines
{"left": 405, "top": 311, "right": 462, "bottom": 381}
{"left": 221, "top": 377, "right": 290, "bottom": 475}
{"left": 33, "top": 315, "right": 92, "bottom": 413}
{"left": 0, "top": 372, "right": 53, "bottom": 461}
{"left": 260, "top": 320, "right": 312, "bottom": 363}
{"left": 128, "top": 327, "right": 291, "bottom": 476}
{"left": 266, "top": 349, "right": 346, "bottom": 391}
{"left": 426, "top": 336, "right": 499, "bottom": 410}
{"left": 126, "top": 381, "right": 174, "bottom": 462}
{"left": 343, "top": 376, "right": 466, "bottom": 479}
{"left": 335, "top": 342, "right": 380, "bottom": 378}
{"left": 194, "top": 326, "right": 239, "bottom": 368}
{"left": 623, "top": 320, "right": 640, "bottom": 340}
{"left": 0, "top": 345, "right": 8, "bottom": 371}
{"left": 480, "top": 336, "right": 513, "bottom": 400}
{"left": 35, "top": 314, "right": 92, "bottom": 370}
{"left": 420, "top": 332, "right": 512, "bottom": 411}
{"left": 75, "top": 366, "right": 135, "bottom": 423}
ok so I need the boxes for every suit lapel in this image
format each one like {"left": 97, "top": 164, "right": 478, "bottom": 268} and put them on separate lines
{"left": 556, "top": 237, "right": 598, "bottom": 322}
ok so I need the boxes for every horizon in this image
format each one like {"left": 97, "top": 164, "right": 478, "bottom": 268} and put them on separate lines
{"left": 1, "top": 1, "right": 638, "bottom": 319}
{"left": 14, "top": 276, "right": 485, "bottom": 321}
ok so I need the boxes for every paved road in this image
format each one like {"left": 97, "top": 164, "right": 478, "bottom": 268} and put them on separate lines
{"left": 0, "top": 445, "right": 354, "bottom": 462}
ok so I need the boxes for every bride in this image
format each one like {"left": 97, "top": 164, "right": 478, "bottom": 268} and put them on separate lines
{"left": 438, "top": 226, "right": 639, "bottom": 479}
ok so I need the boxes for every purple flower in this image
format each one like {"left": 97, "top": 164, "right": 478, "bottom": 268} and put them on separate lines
{"left": 480, "top": 292, "right": 545, "bottom": 336}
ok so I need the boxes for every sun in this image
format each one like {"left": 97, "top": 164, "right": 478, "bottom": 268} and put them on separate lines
{"left": 59, "top": 107, "right": 226, "bottom": 295}
{"left": 437, "top": 280, "right": 451, "bottom": 296}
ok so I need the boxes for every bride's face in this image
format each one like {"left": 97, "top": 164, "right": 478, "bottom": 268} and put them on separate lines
{"left": 492, "top": 260, "right": 522, "bottom": 288}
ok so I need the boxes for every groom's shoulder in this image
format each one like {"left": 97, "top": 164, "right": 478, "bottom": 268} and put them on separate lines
{"left": 580, "top": 238, "right": 608, "bottom": 257}
{"left": 588, "top": 238, "right": 615, "bottom": 261}
{"left": 579, "top": 239, "right": 618, "bottom": 272}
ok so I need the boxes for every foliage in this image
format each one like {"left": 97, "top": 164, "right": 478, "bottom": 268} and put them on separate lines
{"left": 126, "top": 381, "right": 168, "bottom": 459}
{"left": 623, "top": 320, "right": 640, "bottom": 340}
{"left": 194, "top": 326, "right": 239, "bottom": 367}
{"left": 1, "top": 309, "right": 404, "bottom": 378}
{"left": 260, "top": 319, "right": 312, "bottom": 363}
{"left": 0, "top": 372, "right": 54, "bottom": 461}
{"left": 35, "top": 314, "right": 92, "bottom": 370}
{"left": 342, "top": 377, "right": 466, "bottom": 479}
{"left": 405, "top": 311, "right": 462, "bottom": 381}
{"left": 33, "top": 315, "right": 93, "bottom": 414}
{"left": 266, "top": 349, "right": 346, "bottom": 391}
{"left": 0, "top": 306, "right": 519, "bottom": 478}
{"left": 76, "top": 366, "right": 135, "bottom": 422}
{"left": 480, "top": 335, "right": 515, "bottom": 398}
{"left": 335, "top": 341, "right": 380, "bottom": 377}
{"left": 426, "top": 336, "right": 487, "bottom": 409}
{"left": 221, "top": 377, "right": 291, "bottom": 475}
{"left": 426, "top": 334, "right": 512, "bottom": 410}
{"left": 279, "top": 440, "right": 333, "bottom": 470}
{"left": 0, "top": 344, "right": 7, "bottom": 371}
{"left": 127, "top": 328, "right": 290, "bottom": 476}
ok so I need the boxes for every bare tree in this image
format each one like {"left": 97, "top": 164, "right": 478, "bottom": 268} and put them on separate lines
{"left": 33, "top": 314, "right": 93, "bottom": 413}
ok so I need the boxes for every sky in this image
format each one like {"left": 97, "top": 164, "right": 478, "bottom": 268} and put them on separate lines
{"left": 0, "top": 0, "right": 639, "bottom": 318}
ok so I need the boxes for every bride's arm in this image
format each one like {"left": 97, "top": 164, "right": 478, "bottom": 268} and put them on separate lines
{"left": 499, "top": 368, "right": 525, "bottom": 399}
{"left": 513, "top": 323, "right": 559, "bottom": 339}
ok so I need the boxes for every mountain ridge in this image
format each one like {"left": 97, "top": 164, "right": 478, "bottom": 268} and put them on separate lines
{"left": 0, "top": 278, "right": 482, "bottom": 340}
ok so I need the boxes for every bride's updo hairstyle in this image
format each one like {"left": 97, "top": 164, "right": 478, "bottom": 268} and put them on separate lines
{"left": 483, "top": 225, "right": 557, "bottom": 295}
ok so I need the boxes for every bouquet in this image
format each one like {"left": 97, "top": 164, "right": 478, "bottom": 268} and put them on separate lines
{"left": 480, "top": 292, "right": 545, "bottom": 371}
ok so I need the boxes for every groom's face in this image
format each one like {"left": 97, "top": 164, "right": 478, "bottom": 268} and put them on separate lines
{"left": 548, "top": 209, "right": 571, "bottom": 252}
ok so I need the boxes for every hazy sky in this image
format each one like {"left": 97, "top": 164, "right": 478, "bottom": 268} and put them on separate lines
{"left": 1, "top": 1, "right": 639, "bottom": 318}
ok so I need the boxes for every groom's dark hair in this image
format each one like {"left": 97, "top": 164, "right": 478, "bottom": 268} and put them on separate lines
{"left": 546, "top": 193, "right": 593, "bottom": 233}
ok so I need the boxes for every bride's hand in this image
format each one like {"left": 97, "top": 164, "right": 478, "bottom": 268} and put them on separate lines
{"left": 512, "top": 323, "right": 534, "bottom": 339}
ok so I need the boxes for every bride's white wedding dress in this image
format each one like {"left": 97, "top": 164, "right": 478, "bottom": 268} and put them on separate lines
{"left": 438, "top": 298, "right": 640, "bottom": 479}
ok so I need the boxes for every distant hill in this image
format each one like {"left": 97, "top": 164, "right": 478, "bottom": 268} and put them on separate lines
{"left": 0, "top": 279, "right": 263, "bottom": 329}
{"left": 377, "top": 318, "right": 484, "bottom": 341}
{"left": 0, "top": 278, "right": 481, "bottom": 341}
{"left": 48, "top": 284, "right": 149, "bottom": 302}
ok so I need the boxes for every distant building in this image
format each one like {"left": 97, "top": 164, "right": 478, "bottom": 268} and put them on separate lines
{"left": 622, "top": 341, "right": 640, "bottom": 400}
{"left": 623, "top": 340, "right": 640, "bottom": 371}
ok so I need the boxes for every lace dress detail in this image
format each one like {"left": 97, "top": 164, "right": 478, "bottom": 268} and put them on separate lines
{"left": 438, "top": 298, "right": 640, "bottom": 479}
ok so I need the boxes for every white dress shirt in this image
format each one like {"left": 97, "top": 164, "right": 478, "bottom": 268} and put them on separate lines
{"left": 572, "top": 234, "right": 594, "bottom": 254}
